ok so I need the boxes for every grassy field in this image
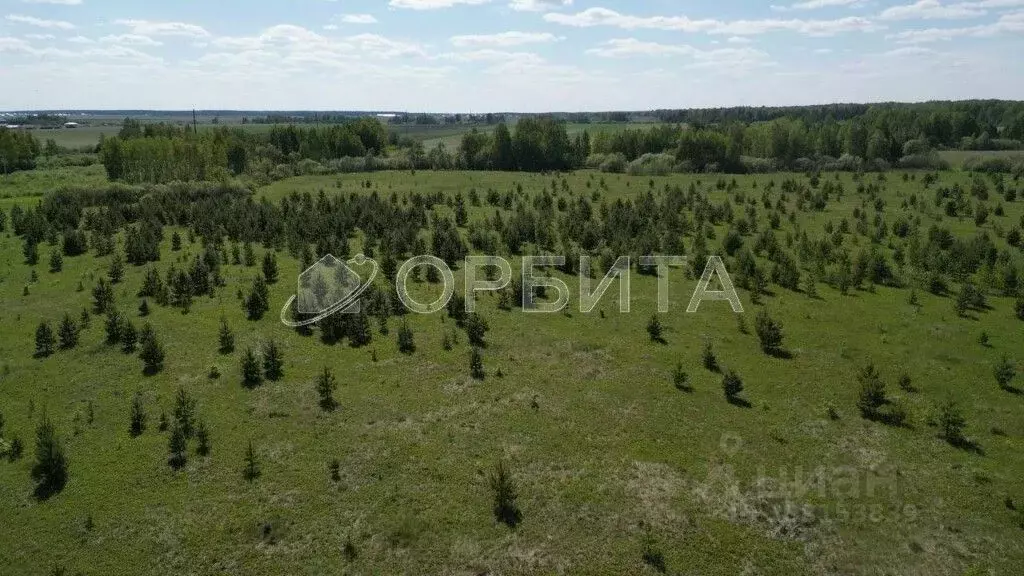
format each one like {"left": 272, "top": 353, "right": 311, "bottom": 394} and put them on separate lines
{"left": 938, "top": 149, "right": 1024, "bottom": 166}
{"left": 1, "top": 168, "right": 1023, "bottom": 575}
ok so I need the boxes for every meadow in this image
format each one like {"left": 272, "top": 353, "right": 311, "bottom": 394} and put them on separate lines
{"left": 0, "top": 163, "right": 1022, "bottom": 575}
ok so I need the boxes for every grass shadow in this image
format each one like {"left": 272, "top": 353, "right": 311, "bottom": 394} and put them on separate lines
{"left": 726, "top": 396, "right": 752, "bottom": 408}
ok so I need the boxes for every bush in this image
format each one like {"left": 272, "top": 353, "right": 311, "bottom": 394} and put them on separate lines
{"left": 938, "top": 400, "right": 967, "bottom": 446}
{"left": 599, "top": 153, "right": 627, "bottom": 173}
{"left": 856, "top": 364, "right": 886, "bottom": 418}
{"left": 994, "top": 356, "right": 1016, "bottom": 390}
{"left": 626, "top": 153, "right": 677, "bottom": 176}
{"left": 740, "top": 156, "right": 777, "bottom": 174}
{"left": 647, "top": 315, "right": 664, "bottom": 342}
{"left": 897, "top": 153, "right": 949, "bottom": 171}
{"left": 702, "top": 341, "right": 719, "bottom": 372}
{"left": 672, "top": 364, "right": 690, "bottom": 392}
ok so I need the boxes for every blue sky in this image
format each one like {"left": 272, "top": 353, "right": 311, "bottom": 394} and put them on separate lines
{"left": 1, "top": 0, "right": 1023, "bottom": 111}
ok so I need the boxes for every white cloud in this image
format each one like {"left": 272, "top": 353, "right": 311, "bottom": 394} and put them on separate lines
{"left": 814, "top": 47, "right": 834, "bottom": 53}
{"left": 450, "top": 31, "right": 561, "bottom": 47}
{"left": 114, "top": 19, "right": 210, "bottom": 38}
{"left": 25, "top": 33, "right": 55, "bottom": 40}
{"left": 543, "top": 7, "right": 879, "bottom": 36}
{"left": 771, "top": 0, "right": 866, "bottom": 11}
{"left": 437, "top": 49, "right": 545, "bottom": 63}
{"left": 509, "top": 0, "right": 572, "bottom": 11}
{"left": 67, "top": 35, "right": 93, "bottom": 43}
{"left": 883, "top": 46, "right": 938, "bottom": 56}
{"left": 100, "top": 34, "right": 162, "bottom": 47}
{"left": 879, "top": 0, "right": 986, "bottom": 20}
{"left": 389, "top": 0, "right": 490, "bottom": 9}
{"left": 21, "top": 0, "right": 83, "bottom": 4}
{"left": 340, "top": 14, "right": 377, "bottom": 24}
{"left": 585, "top": 38, "right": 774, "bottom": 71}
{"left": 887, "top": 9, "right": 1024, "bottom": 41}
{"left": 6, "top": 14, "right": 75, "bottom": 29}
{"left": 726, "top": 36, "right": 753, "bottom": 43}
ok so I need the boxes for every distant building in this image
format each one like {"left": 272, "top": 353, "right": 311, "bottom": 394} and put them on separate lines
{"left": 63, "top": 122, "right": 79, "bottom": 128}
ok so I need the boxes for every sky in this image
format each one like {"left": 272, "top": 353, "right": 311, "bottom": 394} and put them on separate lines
{"left": 1, "top": 0, "right": 1023, "bottom": 112}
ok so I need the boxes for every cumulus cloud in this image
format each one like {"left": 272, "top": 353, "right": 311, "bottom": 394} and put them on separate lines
{"left": 509, "top": 0, "right": 572, "bottom": 11}
{"left": 449, "top": 31, "right": 561, "bottom": 47}
{"left": 771, "top": 0, "right": 866, "bottom": 11}
{"left": 114, "top": 19, "right": 210, "bottom": 38}
{"left": 339, "top": 14, "right": 377, "bottom": 24}
{"left": 879, "top": 0, "right": 986, "bottom": 20}
{"left": 543, "top": 7, "right": 879, "bottom": 36}
{"left": 887, "top": 9, "right": 1024, "bottom": 41}
{"left": 6, "top": 14, "right": 75, "bottom": 29}
{"left": 389, "top": 0, "right": 490, "bottom": 9}
{"left": 21, "top": 0, "right": 83, "bottom": 4}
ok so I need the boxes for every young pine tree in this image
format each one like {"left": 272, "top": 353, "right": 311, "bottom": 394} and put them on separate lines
{"left": 167, "top": 423, "right": 187, "bottom": 470}
{"left": 195, "top": 420, "right": 210, "bottom": 456}
{"left": 139, "top": 324, "right": 165, "bottom": 375}
{"left": 722, "top": 369, "right": 744, "bottom": 401}
{"left": 172, "top": 387, "right": 196, "bottom": 439}
{"left": 647, "top": 315, "right": 664, "bottom": 342}
{"left": 994, "top": 356, "right": 1016, "bottom": 391}
{"left": 218, "top": 317, "right": 235, "bottom": 354}
{"left": 470, "top": 347, "right": 485, "bottom": 380}
{"left": 35, "top": 322, "right": 55, "bottom": 358}
{"left": 241, "top": 348, "right": 263, "bottom": 388}
{"left": 316, "top": 367, "right": 337, "bottom": 411}
{"left": 48, "top": 249, "right": 63, "bottom": 273}
{"left": 104, "top": 309, "right": 123, "bottom": 344}
{"left": 262, "top": 340, "right": 284, "bottom": 381}
{"left": 57, "top": 314, "right": 79, "bottom": 350}
{"left": 488, "top": 459, "right": 521, "bottom": 528}
{"left": 465, "top": 313, "right": 489, "bottom": 348}
{"left": 243, "top": 440, "right": 260, "bottom": 482}
{"left": 397, "top": 320, "right": 415, "bottom": 354}
{"left": 92, "top": 278, "right": 115, "bottom": 314}
{"left": 262, "top": 252, "right": 279, "bottom": 284}
{"left": 938, "top": 400, "right": 967, "bottom": 447}
{"left": 31, "top": 413, "right": 68, "bottom": 499}
{"left": 120, "top": 320, "right": 138, "bottom": 353}
{"left": 754, "top": 310, "right": 784, "bottom": 355}
{"left": 129, "top": 394, "right": 146, "bottom": 437}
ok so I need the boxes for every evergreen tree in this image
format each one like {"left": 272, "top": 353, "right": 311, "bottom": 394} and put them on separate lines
{"left": 92, "top": 278, "right": 115, "bottom": 314}
{"left": 488, "top": 459, "right": 520, "bottom": 527}
{"left": 218, "top": 316, "right": 235, "bottom": 353}
{"left": 262, "top": 251, "right": 279, "bottom": 284}
{"left": 262, "top": 340, "right": 284, "bottom": 381}
{"left": 241, "top": 348, "right": 262, "bottom": 388}
{"left": 244, "top": 275, "right": 270, "bottom": 320}
{"left": 108, "top": 252, "right": 125, "bottom": 284}
{"left": 35, "top": 322, "right": 55, "bottom": 358}
{"left": 167, "top": 423, "right": 187, "bottom": 470}
{"left": 994, "top": 356, "right": 1016, "bottom": 390}
{"left": 348, "top": 308, "right": 373, "bottom": 348}
{"left": 243, "top": 243, "right": 256, "bottom": 267}
{"left": 672, "top": 363, "right": 691, "bottom": 391}
{"left": 397, "top": 319, "right": 415, "bottom": 354}
{"left": 138, "top": 299, "right": 150, "bottom": 317}
{"left": 129, "top": 394, "right": 146, "bottom": 437}
{"left": 171, "top": 231, "right": 182, "bottom": 251}
{"left": 702, "top": 340, "right": 719, "bottom": 372}
{"left": 470, "top": 347, "right": 485, "bottom": 380}
{"left": 316, "top": 367, "right": 337, "bottom": 411}
{"left": 856, "top": 363, "right": 887, "bottom": 417}
{"left": 48, "top": 249, "right": 62, "bottom": 273}
{"left": 104, "top": 309, "right": 123, "bottom": 344}
{"left": 57, "top": 314, "right": 79, "bottom": 350}
{"left": 938, "top": 400, "right": 967, "bottom": 447}
{"left": 24, "top": 240, "right": 38, "bottom": 266}
{"left": 139, "top": 323, "right": 165, "bottom": 375}
{"left": 32, "top": 413, "right": 68, "bottom": 499}
{"left": 465, "top": 313, "right": 489, "bottom": 348}
{"left": 1016, "top": 297, "right": 1024, "bottom": 321}
{"left": 755, "top": 310, "right": 784, "bottom": 355}
{"left": 722, "top": 369, "right": 744, "bottom": 400}
{"left": 195, "top": 420, "right": 210, "bottom": 456}
{"left": 121, "top": 320, "right": 138, "bottom": 353}
{"left": 172, "top": 387, "right": 196, "bottom": 439}
{"left": 647, "top": 315, "right": 664, "bottom": 342}
{"left": 243, "top": 440, "right": 260, "bottom": 481}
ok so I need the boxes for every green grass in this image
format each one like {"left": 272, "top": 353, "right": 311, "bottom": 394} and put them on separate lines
{"left": 0, "top": 164, "right": 107, "bottom": 201}
{"left": 0, "top": 170, "right": 1023, "bottom": 575}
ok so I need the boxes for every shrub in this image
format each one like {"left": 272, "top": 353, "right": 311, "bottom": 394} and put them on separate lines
{"left": 599, "top": 153, "right": 627, "bottom": 173}
{"left": 488, "top": 459, "right": 521, "bottom": 528}
{"left": 167, "top": 423, "right": 187, "bottom": 470}
{"left": 702, "top": 341, "right": 719, "bottom": 372}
